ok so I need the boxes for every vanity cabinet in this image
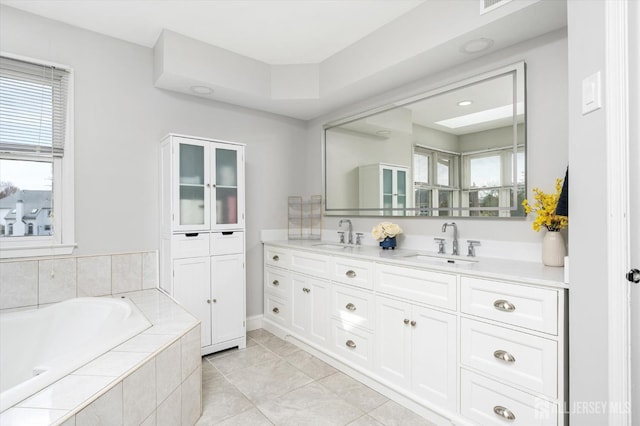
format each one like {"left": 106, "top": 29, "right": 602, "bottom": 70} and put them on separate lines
{"left": 375, "top": 295, "right": 457, "bottom": 410}
{"left": 262, "top": 242, "right": 567, "bottom": 426}
{"left": 160, "top": 134, "right": 246, "bottom": 356}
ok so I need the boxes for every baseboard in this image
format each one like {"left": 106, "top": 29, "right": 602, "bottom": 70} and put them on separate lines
{"left": 246, "top": 314, "right": 263, "bottom": 331}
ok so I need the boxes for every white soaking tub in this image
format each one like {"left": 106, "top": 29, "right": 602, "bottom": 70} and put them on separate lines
{"left": 0, "top": 297, "right": 151, "bottom": 412}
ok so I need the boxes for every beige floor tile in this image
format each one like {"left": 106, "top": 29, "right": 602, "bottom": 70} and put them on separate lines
{"left": 202, "top": 358, "right": 223, "bottom": 383}
{"left": 318, "top": 372, "right": 388, "bottom": 413}
{"left": 368, "top": 401, "right": 438, "bottom": 426}
{"left": 283, "top": 349, "right": 337, "bottom": 380}
{"left": 213, "top": 407, "right": 273, "bottom": 426}
{"left": 225, "top": 359, "right": 313, "bottom": 404}
{"left": 257, "top": 335, "right": 300, "bottom": 357}
{"left": 197, "top": 377, "right": 253, "bottom": 425}
{"left": 257, "top": 381, "right": 364, "bottom": 426}
{"left": 247, "top": 328, "right": 275, "bottom": 343}
{"left": 208, "top": 345, "right": 280, "bottom": 375}
{"left": 347, "top": 415, "right": 385, "bottom": 426}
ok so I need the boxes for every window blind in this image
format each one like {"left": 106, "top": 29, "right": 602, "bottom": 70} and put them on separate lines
{"left": 0, "top": 56, "right": 69, "bottom": 157}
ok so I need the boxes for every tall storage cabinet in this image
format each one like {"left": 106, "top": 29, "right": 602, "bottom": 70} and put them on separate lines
{"left": 160, "top": 133, "right": 246, "bottom": 355}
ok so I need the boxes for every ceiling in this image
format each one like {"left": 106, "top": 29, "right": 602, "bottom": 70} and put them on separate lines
{"left": 0, "top": 0, "right": 568, "bottom": 120}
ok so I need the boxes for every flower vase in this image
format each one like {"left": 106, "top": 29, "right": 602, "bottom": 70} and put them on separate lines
{"left": 379, "top": 236, "right": 397, "bottom": 250}
{"left": 542, "top": 231, "right": 566, "bottom": 267}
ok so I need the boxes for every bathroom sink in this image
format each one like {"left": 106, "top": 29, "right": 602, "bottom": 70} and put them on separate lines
{"left": 402, "top": 254, "right": 478, "bottom": 266}
{"left": 311, "top": 243, "right": 351, "bottom": 250}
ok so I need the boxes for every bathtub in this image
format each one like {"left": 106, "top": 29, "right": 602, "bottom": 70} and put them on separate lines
{"left": 0, "top": 297, "right": 151, "bottom": 412}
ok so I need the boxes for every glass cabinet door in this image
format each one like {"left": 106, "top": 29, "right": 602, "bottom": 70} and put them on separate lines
{"left": 175, "top": 139, "right": 209, "bottom": 230}
{"left": 396, "top": 169, "right": 407, "bottom": 213}
{"left": 212, "top": 145, "right": 244, "bottom": 229}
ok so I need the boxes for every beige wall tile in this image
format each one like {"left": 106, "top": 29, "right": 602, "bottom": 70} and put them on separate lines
{"left": 112, "top": 253, "right": 142, "bottom": 294}
{"left": 0, "top": 260, "right": 38, "bottom": 309}
{"left": 181, "top": 325, "right": 201, "bottom": 381}
{"left": 123, "top": 358, "right": 156, "bottom": 426}
{"left": 75, "top": 383, "right": 122, "bottom": 426}
{"left": 181, "top": 365, "right": 202, "bottom": 426}
{"left": 142, "top": 251, "right": 158, "bottom": 290}
{"left": 157, "top": 386, "right": 181, "bottom": 426}
{"left": 38, "top": 258, "right": 77, "bottom": 304}
{"left": 156, "top": 340, "right": 181, "bottom": 404}
{"left": 77, "top": 256, "right": 111, "bottom": 297}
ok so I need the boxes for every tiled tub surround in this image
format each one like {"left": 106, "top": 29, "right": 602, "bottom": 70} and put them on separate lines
{"left": 0, "top": 297, "right": 152, "bottom": 411}
{"left": 0, "top": 251, "right": 159, "bottom": 311}
{"left": 0, "top": 289, "right": 202, "bottom": 426}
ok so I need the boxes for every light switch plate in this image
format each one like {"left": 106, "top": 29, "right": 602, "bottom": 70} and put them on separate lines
{"left": 582, "top": 71, "right": 602, "bottom": 115}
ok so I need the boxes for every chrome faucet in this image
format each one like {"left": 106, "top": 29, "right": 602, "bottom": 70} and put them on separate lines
{"left": 339, "top": 219, "right": 353, "bottom": 244}
{"left": 442, "top": 222, "right": 458, "bottom": 256}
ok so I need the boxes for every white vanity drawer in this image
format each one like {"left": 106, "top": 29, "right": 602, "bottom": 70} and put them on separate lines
{"left": 210, "top": 231, "right": 243, "bottom": 255}
{"left": 264, "top": 246, "right": 290, "bottom": 268}
{"left": 289, "top": 250, "right": 331, "bottom": 276}
{"left": 330, "top": 319, "right": 373, "bottom": 370}
{"left": 264, "top": 294, "right": 289, "bottom": 328}
{"left": 460, "top": 277, "right": 558, "bottom": 335}
{"left": 331, "top": 284, "right": 374, "bottom": 330}
{"left": 460, "top": 318, "right": 558, "bottom": 398}
{"left": 460, "top": 369, "right": 558, "bottom": 426}
{"left": 264, "top": 267, "right": 290, "bottom": 300}
{"left": 172, "top": 232, "right": 210, "bottom": 258}
{"left": 332, "top": 257, "right": 374, "bottom": 290}
{"left": 375, "top": 263, "right": 457, "bottom": 310}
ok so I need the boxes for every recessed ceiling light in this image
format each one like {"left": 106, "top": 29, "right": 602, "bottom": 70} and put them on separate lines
{"left": 190, "top": 85, "right": 214, "bottom": 95}
{"left": 460, "top": 38, "right": 494, "bottom": 54}
{"left": 457, "top": 100, "right": 473, "bottom": 107}
{"left": 376, "top": 130, "right": 391, "bottom": 136}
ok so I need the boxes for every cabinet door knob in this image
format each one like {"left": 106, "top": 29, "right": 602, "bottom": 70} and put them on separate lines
{"left": 303, "top": 287, "right": 310, "bottom": 293}
{"left": 345, "top": 303, "right": 356, "bottom": 311}
{"left": 345, "top": 340, "right": 357, "bottom": 349}
{"left": 345, "top": 270, "right": 357, "bottom": 278}
{"left": 272, "top": 255, "right": 280, "bottom": 261}
{"left": 493, "top": 405, "right": 516, "bottom": 420}
{"left": 207, "top": 299, "right": 211, "bottom": 304}
{"left": 212, "top": 299, "right": 217, "bottom": 303}
{"left": 493, "top": 349, "right": 516, "bottom": 363}
{"left": 493, "top": 299, "right": 516, "bottom": 312}
{"left": 272, "top": 307, "right": 280, "bottom": 314}
{"left": 404, "top": 318, "right": 410, "bottom": 325}
{"left": 272, "top": 280, "right": 280, "bottom": 286}
{"left": 410, "top": 320, "right": 417, "bottom": 327}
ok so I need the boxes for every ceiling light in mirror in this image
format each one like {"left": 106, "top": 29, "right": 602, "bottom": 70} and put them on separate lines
{"left": 457, "top": 100, "right": 473, "bottom": 107}
{"left": 190, "top": 85, "right": 214, "bottom": 95}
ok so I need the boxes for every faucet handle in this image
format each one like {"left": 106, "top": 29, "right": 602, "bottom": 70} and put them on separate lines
{"left": 337, "top": 231, "right": 345, "bottom": 244}
{"left": 434, "top": 237, "right": 446, "bottom": 254}
{"left": 467, "top": 240, "right": 481, "bottom": 257}
{"left": 355, "top": 233, "right": 363, "bottom": 245}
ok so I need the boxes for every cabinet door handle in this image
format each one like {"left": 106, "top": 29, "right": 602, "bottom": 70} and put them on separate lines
{"left": 345, "top": 340, "right": 357, "bottom": 349}
{"left": 345, "top": 303, "right": 356, "bottom": 311}
{"left": 493, "top": 299, "right": 516, "bottom": 312}
{"left": 272, "top": 280, "right": 280, "bottom": 286}
{"left": 272, "top": 307, "right": 280, "bottom": 314}
{"left": 303, "top": 287, "right": 311, "bottom": 293}
{"left": 404, "top": 318, "right": 410, "bottom": 325}
{"left": 272, "top": 255, "right": 280, "bottom": 261}
{"left": 345, "top": 270, "right": 357, "bottom": 278}
{"left": 493, "top": 349, "right": 516, "bottom": 363}
{"left": 410, "top": 320, "right": 417, "bottom": 327}
{"left": 493, "top": 405, "right": 516, "bottom": 420}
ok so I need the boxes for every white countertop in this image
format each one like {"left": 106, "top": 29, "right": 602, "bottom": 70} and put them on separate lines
{"left": 263, "top": 240, "right": 568, "bottom": 290}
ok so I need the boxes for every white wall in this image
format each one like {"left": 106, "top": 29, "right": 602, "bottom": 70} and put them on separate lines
{"left": 0, "top": 6, "right": 307, "bottom": 317}
{"left": 305, "top": 29, "right": 569, "bottom": 247}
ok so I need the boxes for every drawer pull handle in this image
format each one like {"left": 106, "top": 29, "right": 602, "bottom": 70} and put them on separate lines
{"left": 185, "top": 232, "right": 199, "bottom": 237}
{"left": 345, "top": 303, "right": 356, "bottom": 311}
{"left": 493, "top": 350, "right": 516, "bottom": 363}
{"left": 272, "top": 307, "right": 280, "bottom": 314}
{"left": 346, "top": 270, "right": 357, "bottom": 278}
{"left": 272, "top": 255, "right": 280, "bottom": 261}
{"left": 493, "top": 405, "right": 516, "bottom": 421}
{"left": 493, "top": 299, "right": 516, "bottom": 312}
{"left": 272, "top": 280, "right": 280, "bottom": 286}
{"left": 404, "top": 318, "right": 410, "bottom": 325}
{"left": 345, "top": 340, "right": 357, "bottom": 349}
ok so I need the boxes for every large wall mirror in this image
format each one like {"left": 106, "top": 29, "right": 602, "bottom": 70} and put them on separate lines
{"left": 323, "top": 62, "right": 526, "bottom": 218}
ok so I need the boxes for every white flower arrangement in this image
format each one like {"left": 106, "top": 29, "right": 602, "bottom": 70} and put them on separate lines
{"left": 372, "top": 222, "right": 403, "bottom": 242}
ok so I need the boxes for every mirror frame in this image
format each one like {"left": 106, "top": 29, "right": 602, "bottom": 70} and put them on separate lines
{"left": 322, "top": 61, "right": 527, "bottom": 218}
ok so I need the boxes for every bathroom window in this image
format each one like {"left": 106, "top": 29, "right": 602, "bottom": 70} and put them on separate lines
{"left": 413, "top": 146, "right": 459, "bottom": 216}
{"left": 0, "top": 55, "right": 75, "bottom": 258}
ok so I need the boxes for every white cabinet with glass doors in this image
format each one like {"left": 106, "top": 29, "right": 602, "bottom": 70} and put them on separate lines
{"left": 359, "top": 163, "right": 409, "bottom": 215}
{"left": 160, "top": 134, "right": 246, "bottom": 355}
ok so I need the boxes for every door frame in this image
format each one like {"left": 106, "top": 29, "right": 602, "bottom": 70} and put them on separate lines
{"left": 605, "top": 1, "right": 632, "bottom": 425}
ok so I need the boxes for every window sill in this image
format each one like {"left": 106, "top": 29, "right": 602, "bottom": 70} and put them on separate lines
{"left": 0, "top": 242, "right": 77, "bottom": 259}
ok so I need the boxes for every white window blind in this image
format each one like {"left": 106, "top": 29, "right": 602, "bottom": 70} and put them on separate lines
{"left": 0, "top": 56, "right": 69, "bottom": 157}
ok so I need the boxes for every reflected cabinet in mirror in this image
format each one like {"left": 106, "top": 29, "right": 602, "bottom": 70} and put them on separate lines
{"left": 324, "top": 62, "right": 526, "bottom": 218}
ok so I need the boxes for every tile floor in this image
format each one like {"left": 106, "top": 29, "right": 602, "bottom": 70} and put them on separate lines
{"left": 196, "top": 329, "right": 437, "bottom": 426}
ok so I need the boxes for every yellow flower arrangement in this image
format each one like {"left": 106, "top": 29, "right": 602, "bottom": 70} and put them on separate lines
{"left": 522, "top": 178, "right": 568, "bottom": 232}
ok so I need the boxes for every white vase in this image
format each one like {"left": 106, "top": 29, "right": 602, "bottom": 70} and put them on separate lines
{"left": 542, "top": 231, "right": 566, "bottom": 267}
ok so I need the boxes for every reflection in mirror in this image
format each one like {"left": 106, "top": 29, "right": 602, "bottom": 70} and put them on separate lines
{"left": 324, "top": 62, "right": 526, "bottom": 218}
